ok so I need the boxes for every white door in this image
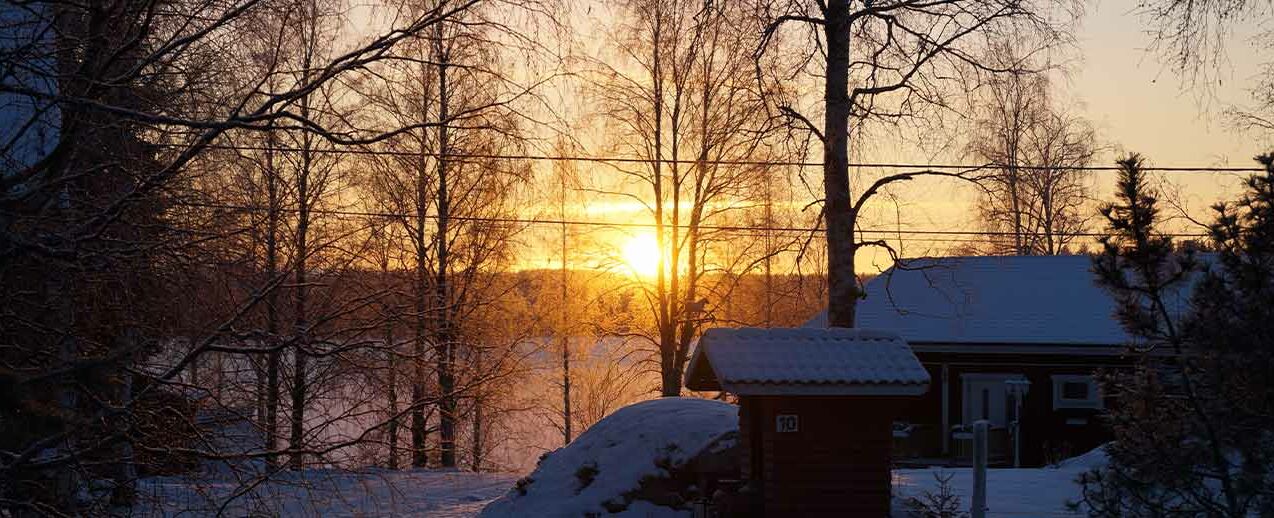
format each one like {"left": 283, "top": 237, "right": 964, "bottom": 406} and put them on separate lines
{"left": 962, "top": 374, "right": 1023, "bottom": 428}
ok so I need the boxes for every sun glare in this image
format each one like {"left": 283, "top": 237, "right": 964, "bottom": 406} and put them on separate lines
{"left": 621, "top": 233, "right": 661, "bottom": 278}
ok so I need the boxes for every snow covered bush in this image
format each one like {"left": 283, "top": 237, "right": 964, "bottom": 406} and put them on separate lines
{"left": 479, "top": 397, "right": 738, "bottom": 517}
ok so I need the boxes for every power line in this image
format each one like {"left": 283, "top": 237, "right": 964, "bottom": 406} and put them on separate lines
{"left": 175, "top": 201, "right": 1210, "bottom": 240}
{"left": 185, "top": 143, "right": 1269, "bottom": 173}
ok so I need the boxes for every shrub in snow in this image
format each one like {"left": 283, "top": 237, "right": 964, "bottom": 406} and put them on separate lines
{"left": 901, "top": 471, "right": 968, "bottom": 518}
{"left": 479, "top": 397, "right": 738, "bottom": 517}
{"left": 575, "top": 461, "right": 599, "bottom": 491}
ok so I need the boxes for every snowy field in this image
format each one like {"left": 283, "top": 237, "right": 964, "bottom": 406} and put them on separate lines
{"left": 133, "top": 400, "right": 1104, "bottom": 517}
{"left": 133, "top": 469, "right": 519, "bottom": 517}
{"left": 134, "top": 464, "right": 1091, "bottom": 517}
{"left": 895, "top": 466, "right": 1087, "bottom": 517}
{"left": 132, "top": 454, "right": 1100, "bottom": 517}
{"left": 893, "top": 447, "right": 1104, "bottom": 517}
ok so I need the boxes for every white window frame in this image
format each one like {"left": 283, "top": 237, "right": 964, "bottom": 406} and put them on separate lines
{"left": 1051, "top": 374, "right": 1102, "bottom": 410}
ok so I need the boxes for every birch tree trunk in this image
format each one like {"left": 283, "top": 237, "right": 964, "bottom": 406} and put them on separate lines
{"left": 822, "top": 0, "right": 859, "bottom": 329}
{"left": 434, "top": 22, "right": 457, "bottom": 467}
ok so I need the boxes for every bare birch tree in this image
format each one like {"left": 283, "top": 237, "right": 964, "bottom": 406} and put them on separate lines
{"left": 355, "top": 0, "right": 549, "bottom": 466}
{"left": 967, "top": 43, "right": 1098, "bottom": 255}
{"left": 0, "top": 0, "right": 499, "bottom": 510}
{"left": 757, "top": 0, "right": 1075, "bottom": 327}
{"left": 590, "top": 0, "right": 785, "bottom": 396}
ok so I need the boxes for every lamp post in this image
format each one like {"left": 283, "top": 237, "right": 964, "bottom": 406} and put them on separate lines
{"left": 1004, "top": 379, "right": 1031, "bottom": 468}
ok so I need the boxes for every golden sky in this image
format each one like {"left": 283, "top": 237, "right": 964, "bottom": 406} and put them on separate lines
{"left": 382, "top": 1, "right": 1274, "bottom": 276}
{"left": 835, "top": 2, "right": 1272, "bottom": 272}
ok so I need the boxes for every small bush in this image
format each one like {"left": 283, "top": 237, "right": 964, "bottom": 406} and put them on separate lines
{"left": 574, "top": 461, "right": 599, "bottom": 492}
{"left": 514, "top": 476, "right": 533, "bottom": 496}
{"left": 904, "top": 471, "right": 968, "bottom": 518}
{"left": 601, "top": 497, "right": 628, "bottom": 513}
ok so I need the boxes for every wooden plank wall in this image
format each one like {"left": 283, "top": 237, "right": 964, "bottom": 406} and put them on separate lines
{"left": 750, "top": 396, "right": 897, "bottom": 517}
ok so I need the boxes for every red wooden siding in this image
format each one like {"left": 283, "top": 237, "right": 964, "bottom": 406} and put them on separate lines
{"left": 892, "top": 351, "right": 1124, "bottom": 466}
{"left": 740, "top": 396, "right": 902, "bottom": 517}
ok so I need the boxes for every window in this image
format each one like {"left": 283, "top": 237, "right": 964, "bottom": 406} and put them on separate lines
{"left": 1061, "top": 381, "right": 1089, "bottom": 400}
{"left": 1051, "top": 375, "right": 1101, "bottom": 410}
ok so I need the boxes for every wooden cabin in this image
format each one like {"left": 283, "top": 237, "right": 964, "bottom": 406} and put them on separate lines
{"left": 685, "top": 327, "right": 930, "bottom": 517}
{"left": 803, "top": 255, "right": 1184, "bottom": 466}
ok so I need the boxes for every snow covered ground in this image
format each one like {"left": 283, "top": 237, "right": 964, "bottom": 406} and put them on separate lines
{"left": 134, "top": 463, "right": 1094, "bottom": 517}
{"left": 133, "top": 469, "right": 518, "bottom": 517}
{"left": 895, "top": 466, "right": 1086, "bottom": 517}
{"left": 133, "top": 461, "right": 1098, "bottom": 517}
{"left": 894, "top": 447, "right": 1107, "bottom": 517}
{"left": 133, "top": 398, "right": 1104, "bottom": 517}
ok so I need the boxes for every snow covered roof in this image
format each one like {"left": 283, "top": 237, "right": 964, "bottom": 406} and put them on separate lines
{"left": 803, "top": 255, "right": 1193, "bottom": 347}
{"left": 684, "top": 327, "right": 930, "bottom": 396}
{"left": 1, "top": 6, "right": 60, "bottom": 176}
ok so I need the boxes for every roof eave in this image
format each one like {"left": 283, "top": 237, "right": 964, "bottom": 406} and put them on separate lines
{"left": 721, "top": 381, "right": 930, "bottom": 397}
{"left": 683, "top": 343, "right": 721, "bottom": 391}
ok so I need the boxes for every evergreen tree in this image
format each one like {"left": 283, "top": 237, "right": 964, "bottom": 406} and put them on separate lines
{"left": 1079, "top": 154, "right": 1274, "bottom": 516}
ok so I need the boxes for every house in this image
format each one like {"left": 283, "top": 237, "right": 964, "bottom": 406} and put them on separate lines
{"left": 684, "top": 327, "right": 929, "bottom": 516}
{"left": 804, "top": 255, "right": 1174, "bottom": 467}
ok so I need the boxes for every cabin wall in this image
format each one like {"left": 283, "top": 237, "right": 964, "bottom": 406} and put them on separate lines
{"left": 742, "top": 396, "right": 901, "bottom": 517}
{"left": 892, "top": 350, "right": 1125, "bottom": 466}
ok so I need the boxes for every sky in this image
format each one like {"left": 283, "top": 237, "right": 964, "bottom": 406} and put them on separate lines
{"left": 1068, "top": 0, "right": 1269, "bottom": 217}
{"left": 502, "top": 1, "right": 1274, "bottom": 277}
{"left": 28, "top": 0, "right": 1257, "bottom": 277}
{"left": 1073, "top": 1, "right": 1269, "bottom": 166}
{"left": 843, "top": 1, "right": 1274, "bottom": 272}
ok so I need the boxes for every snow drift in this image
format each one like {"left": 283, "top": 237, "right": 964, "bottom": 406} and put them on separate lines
{"left": 479, "top": 397, "right": 738, "bottom": 517}
{"left": 1052, "top": 443, "right": 1110, "bottom": 470}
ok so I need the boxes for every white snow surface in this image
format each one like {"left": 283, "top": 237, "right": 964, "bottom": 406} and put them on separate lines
{"left": 894, "top": 467, "right": 1087, "bottom": 517}
{"left": 133, "top": 400, "right": 1107, "bottom": 518}
{"left": 479, "top": 397, "right": 738, "bottom": 518}
{"left": 135, "top": 468, "right": 517, "bottom": 517}
{"left": 1052, "top": 443, "right": 1110, "bottom": 470}
{"left": 687, "top": 327, "right": 929, "bottom": 391}
{"left": 804, "top": 255, "right": 1196, "bottom": 345}
{"left": 894, "top": 446, "right": 1109, "bottom": 517}
{"left": 134, "top": 460, "right": 1102, "bottom": 518}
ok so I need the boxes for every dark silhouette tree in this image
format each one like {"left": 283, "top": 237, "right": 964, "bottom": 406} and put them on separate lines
{"left": 1082, "top": 153, "right": 1274, "bottom": 516}
{"left": 756, "top": 0, "right": 1071, "bottom": 327}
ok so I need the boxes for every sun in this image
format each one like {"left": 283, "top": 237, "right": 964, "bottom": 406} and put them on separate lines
{"left": 621, "top": 233, "right": 661, "bottom": 278}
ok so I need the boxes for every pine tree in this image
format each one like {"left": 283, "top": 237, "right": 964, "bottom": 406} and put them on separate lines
{"left": 1079, "top": 154, "right": 1274, "bottom": 516}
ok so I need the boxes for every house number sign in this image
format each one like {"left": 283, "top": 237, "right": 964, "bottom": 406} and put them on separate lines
{"left": 776, "top": 414, "right": 799, "bottom": 433}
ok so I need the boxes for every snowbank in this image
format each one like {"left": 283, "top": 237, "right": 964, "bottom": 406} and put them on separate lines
{"left": 480, "top": 397, "right": 738, "bottom": 518}
{"left": 1051, "top": 443, "right": 1110, "bottom": 470}
{"left": 136, "top": 469, "right": 517, "bottom": 517}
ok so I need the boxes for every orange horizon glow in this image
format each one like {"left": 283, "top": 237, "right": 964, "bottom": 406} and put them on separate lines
{"left": 620, "top": 232, "right": 661, "bottom": 279}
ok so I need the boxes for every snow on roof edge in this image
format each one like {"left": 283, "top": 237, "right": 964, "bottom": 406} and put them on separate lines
{"left": 685, "top": 327, "right": 929, "bottom": 395}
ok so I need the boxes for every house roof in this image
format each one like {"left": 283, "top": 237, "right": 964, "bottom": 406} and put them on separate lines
{"left": 684, "top": 327, "right": 930, "bottom": 396}
{"left": 803, "top": 255, "right": 1193, "bottom": 347}
{"left": 1, "top": 7, "right": 60, "bottom": 176}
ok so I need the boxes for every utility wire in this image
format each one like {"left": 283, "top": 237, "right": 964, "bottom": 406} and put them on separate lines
{"left": 185, "top": 143, "right": 1268, "bottom": 173}
{"left": 175, "top": 201, "right": 1210, "bottom": 239}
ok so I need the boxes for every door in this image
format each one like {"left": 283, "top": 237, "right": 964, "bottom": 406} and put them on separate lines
{"left": 961, "top": 374, "right": 1024, "bottom": 428}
